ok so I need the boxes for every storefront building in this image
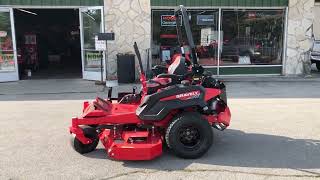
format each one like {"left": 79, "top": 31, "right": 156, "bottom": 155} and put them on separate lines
{"left": 106, "top": 0, "right": 314, "bottom": 77}
{"left": 0, "top": 0, "right": 316, "bottom": 82}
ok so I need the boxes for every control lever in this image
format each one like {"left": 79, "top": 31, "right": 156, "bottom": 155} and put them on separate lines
{"left": 133, "top": 86, "right": 137, "bottom": 94}
{"left": 108, "top": 87, "right": 113, "bottom": 102}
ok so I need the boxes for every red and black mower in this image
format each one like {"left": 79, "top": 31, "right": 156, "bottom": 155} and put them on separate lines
{"left": 69, "top": 5, "right": 231, "bottom": 161}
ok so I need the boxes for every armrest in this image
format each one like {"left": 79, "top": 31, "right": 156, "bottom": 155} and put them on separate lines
{"left": 153, "top": 65, "right": 167, "bottom": 70}
{"left": 157, "top": 74, "right": 176, "bottom": 78}
{"left": 152, "top": 65, "right": 167, "bottom": 76}
{"left": 157, "top": 74, "right": 181, "bottom": 82}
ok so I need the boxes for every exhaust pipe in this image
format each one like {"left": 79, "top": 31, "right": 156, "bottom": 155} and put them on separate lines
{"left": 213, "top": 122, "right": 227, "bottom": 131}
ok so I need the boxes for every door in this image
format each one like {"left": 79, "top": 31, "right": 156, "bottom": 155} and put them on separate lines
{"left": 79, "top": 7, "right": 105, "bottom": 81}
{"left": 0, "top": 8, "right": 18, "bottom": 82}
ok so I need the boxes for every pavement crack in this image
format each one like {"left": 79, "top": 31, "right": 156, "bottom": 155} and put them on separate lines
{"left": 96, "top": 168, "right": 320, "bottom": 180}
{"left": 293, "top": 168, "right": 320, "bottom": 176}
{"left": 95, "top": 170, "right": 157, "bottom": 180}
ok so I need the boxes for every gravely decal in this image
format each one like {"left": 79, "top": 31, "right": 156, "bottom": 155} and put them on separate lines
{"left": 160, "top": 91, "right": 201, "bottom": 101}
{"left": 176, "top": 91, "right": 200, "bottom": 99}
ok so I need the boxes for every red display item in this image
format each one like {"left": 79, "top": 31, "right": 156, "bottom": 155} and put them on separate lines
{"left": 24, "top": 33, "right": 39, "bottom": 69}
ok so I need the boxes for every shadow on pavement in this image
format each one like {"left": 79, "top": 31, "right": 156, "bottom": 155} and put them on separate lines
{"left": 84, "top": 129, "right": 320, "bottom": 170}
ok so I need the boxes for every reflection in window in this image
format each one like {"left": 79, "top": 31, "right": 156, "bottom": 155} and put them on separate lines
{"left": 152, "top": 10, "right": 219, "bottom": 66}
{"left": 221, "top": 10, "right": 285, "bottom": 66}
{"left": 0, "top": 12, "right": 15, "bottom": 71}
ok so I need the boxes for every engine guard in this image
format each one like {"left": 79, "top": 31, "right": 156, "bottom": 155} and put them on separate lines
{"left": 211, "top": 106, "right": 231, "bottom": 131}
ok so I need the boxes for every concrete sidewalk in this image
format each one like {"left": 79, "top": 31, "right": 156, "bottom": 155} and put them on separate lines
{"left": 0, "top": 79, "right": 140, "bottom": 101}
{"left": 0, "top": 79, "right": 105, "bottom": 95}
{"left": 0, "top": 60, "right": 319, "bottom": 96}
{"left": 0, "top": 73, "right": 320, "bottom": 95}
{"left": 1, "top": 77, "right": 320, "bottom": 101}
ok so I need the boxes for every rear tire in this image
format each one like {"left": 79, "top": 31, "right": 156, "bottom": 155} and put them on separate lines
{"left": 316, "top": 62, "right": 320, "bottom": 71}
{"left": 72, "top": 126, "right": 99, "bottom": 154}
{"left": 165, "top": 112, "right": 213, "bottom": 159}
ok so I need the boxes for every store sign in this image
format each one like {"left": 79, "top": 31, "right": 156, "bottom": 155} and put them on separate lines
{"left": 197, "top": 15, "right": 214, "bottom": 26}
{"left": 0, "top": 53, "right": 15, "bottom": 71}
{"left": 95, "top": 36, "right": 107, "bottom": 51}
{"left": 248, "top": 12, "right": 256, "bottom": 19}
{"left": 0, "top": 54, "right": 14, "bottom": 62}
{"left": 248, "top": 12, "right": 272, "bottom": 19}
{"left": 161, "top": 15, "right": 182, "bottom": 27}
{"left": 86, "top": 52, "right": 102, "bottom": 61}
{"left": 86, "top": 52, "right": 102, "bottom": 68}
{"left": 0, "top": 31, "right": 7, "bottom": 37}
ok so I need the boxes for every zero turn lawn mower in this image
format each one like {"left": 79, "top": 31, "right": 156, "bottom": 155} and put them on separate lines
{"left": 69, "top": 5, "right": 231, "bottom": 160}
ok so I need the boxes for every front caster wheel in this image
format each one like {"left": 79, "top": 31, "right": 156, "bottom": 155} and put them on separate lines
{"left": 71, "top": 126, "right": 99, "bottom": 154}
{"left": 165, "top": 112, "right": 213, "bottom": 159}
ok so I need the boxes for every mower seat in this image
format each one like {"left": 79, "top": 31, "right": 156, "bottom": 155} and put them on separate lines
{"left": 167, "top": 55, "right": 188, "bottom": 76}
{"left": 146, "top": 56, "right": 188, "bottom": 94}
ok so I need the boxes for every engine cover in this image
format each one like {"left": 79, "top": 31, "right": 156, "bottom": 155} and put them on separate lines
{"left": 136, "top": 85, "right": 206, "bottom": 121}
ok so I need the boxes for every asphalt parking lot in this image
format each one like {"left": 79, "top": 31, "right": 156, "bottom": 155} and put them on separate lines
{"left": 0, "top": 78, "right": 320, "bottom": 180}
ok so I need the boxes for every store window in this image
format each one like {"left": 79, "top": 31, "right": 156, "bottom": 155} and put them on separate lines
{"left": 0, "top": 11, "right": 15, "bottom": 72}
{"left": 152, "top": 8, "right": 286, "bottom": 73}
{"left": 152, "top": 9, "right": 219, "bottom": 66}
{"left": 221, "top": 10, "right": 285, "bottom": 66}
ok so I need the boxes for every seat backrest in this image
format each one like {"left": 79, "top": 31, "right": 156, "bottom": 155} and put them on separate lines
{"left": 168, "top": 55, "right": 187, "bottom": 76}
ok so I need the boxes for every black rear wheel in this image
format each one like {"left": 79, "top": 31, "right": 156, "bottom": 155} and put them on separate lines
{"left": 71, "top": 126, "right": 99, "bottom": 154}
{"left": 165, "top": 112, "right": 213, "bottom": 159}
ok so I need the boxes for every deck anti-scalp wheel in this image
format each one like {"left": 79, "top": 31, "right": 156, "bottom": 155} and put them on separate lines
{"left": 71, "top": 126, "right": 99, "bottom": 154}
{"left": 165, "top": 112, "right": 213, "bottom": 159}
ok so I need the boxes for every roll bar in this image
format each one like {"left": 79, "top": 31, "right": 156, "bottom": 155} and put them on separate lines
{"left": 175, "top": 5, "right": 198, "bottom": 65}
{"left": 134, "top": 42, "right": 145, "bottom": 76}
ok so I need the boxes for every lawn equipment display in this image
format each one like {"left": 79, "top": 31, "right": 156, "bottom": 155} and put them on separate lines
{"left": 69, "top": 5, "right": 231, "bottom": 161}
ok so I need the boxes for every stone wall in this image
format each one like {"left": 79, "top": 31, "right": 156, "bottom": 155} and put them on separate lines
{"left": 285, "top": 0, "right": 314, "bottom": 75}
{"left": 104, "top": 0, "right": 151, "bottom": 80}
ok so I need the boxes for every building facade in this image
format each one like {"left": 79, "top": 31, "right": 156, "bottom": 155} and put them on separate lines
{"left": 0, "top": 0, "right": 316, "bottom": 82}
